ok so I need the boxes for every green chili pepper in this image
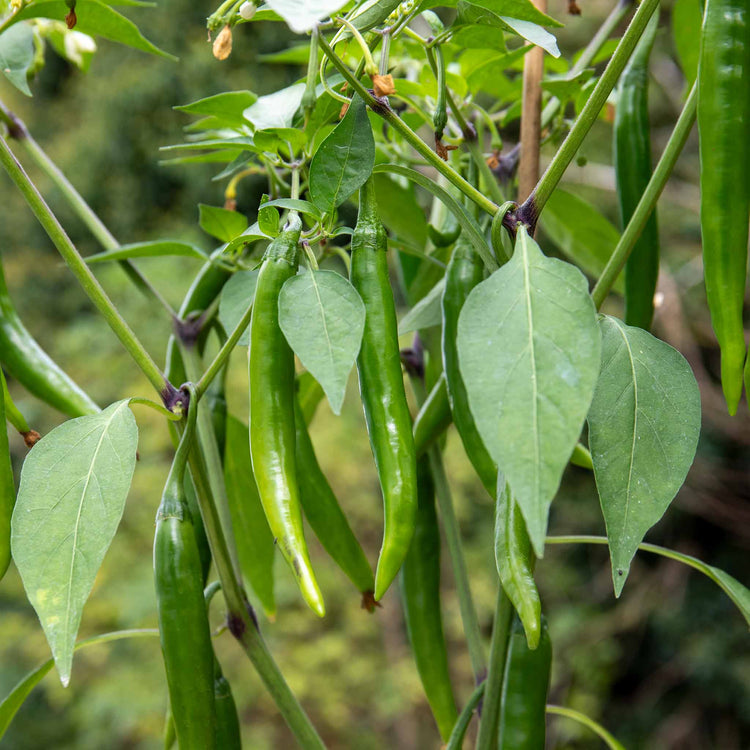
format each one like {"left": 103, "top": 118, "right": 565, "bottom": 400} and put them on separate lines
{"left": 428, "top": 210, "right": 462, "bottom": 248}
{"left": 400, "top": 455, "right": 458, "bottom": 741}
{"left": 0, "top": 369, "right": 15, "bottom": 581}
{"left": 0, "top": 258, "right": 99, "bottom": 418}
{"left": 614, "top": 13, "right": 660, "bottom": 330}
{"left": 495, "top": 479, "right": 541, "bottom": 650}
{"left": 293, "top": 394, "right": 375, "bottom": 605}
{"left": 698, "top": 0, "right": 750, "bottom": 415}
{"left": 441, "top": 235, "right": 496, "bottom": 495}
{"left": 213, "top": 659, "right": 242, "bottom": 750}
{"left": 498, "top": 616, "right": 552, "bottom": 750}
{"left": 1, "top": 369, "right": 28, "bottom": 435}
{"left": 154, "top": 385, "right": 216, "bottom": 750}
{"left": 351, "top": 178, "right": 417, "bottom": 601}
{"left": 248, "top": 213, "right": 325, "bottom": 617}
{"left": 413, "top": 373, "right": 452, "bottom": 458}
{"left": 296, "top": 370, "right": 325, "bottom": 425}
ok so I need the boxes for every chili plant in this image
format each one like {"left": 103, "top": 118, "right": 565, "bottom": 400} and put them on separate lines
{"left": 0, "top": 0, "right": 748, "bottom": 747}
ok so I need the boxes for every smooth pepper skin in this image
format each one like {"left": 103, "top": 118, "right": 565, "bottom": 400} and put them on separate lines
{"left": 441, "top": 235, "right": 496, "bottom": 495}
{"left": 213, "top": 659, "right": 242, "bottom": 749}
{"left": 413, "top": 373, "right": 452, "bottom": 458}
{"left": 0, "top": 259, "right": 99, "bottom": 418}
{"left": 400, "top": 455, "right": 458, "bottom": 741}
{"left": 351, "top": 178, "right": 417, "bottom": 601}
{"left": 293, "top": 394, "right": 375, "bottom": 601}
{"left": 698, "top": 0, "right": 749, "bottom": 414}
{"left": 0, "top": 369, "right": 15, "bottom": 580}
{"left": 154, "top": 386, "right": 216, "bottom": 750}
{"left": 248, "top": 213, "right": 325, "bottom": 617}
{"left": 498, "top": 617, "right": 552, "bottom": 750}
{"left": 614, "top": 12, "right": 659, "bottom": 331}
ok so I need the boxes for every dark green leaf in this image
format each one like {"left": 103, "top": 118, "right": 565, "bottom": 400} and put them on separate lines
{"left": 11, "top": 401, "right": 138, "bottom": 686}
{"left": 538, "top": 189, "right": 625, "bottom": 294}
{"left": 309, "top": 95, "right": 375, "bottom": 216}
{"left": 457, "top": 0, "right": 563, "bottom": 28}
{"left": 278, "top": 269, "right": 365, "bottom": 415}
{"left": 587, "top": 316, "right": 701, "bottom": 596}
{"left": 672, "top": 0, "right": 701, "bottom": 86}
{"left": 372, "top": 173, "right": 428, "bottom": 248}
{"left": 457, "top": 227, "right": 601, "bottom": 556}
{"left": 259, "top": 198, "right": 323, "bottom": 220}
{"left": 257, "top": 195, "right": 280, "bottom": 238}
{"left": 8, "top": 0, "right": 175, "bottom": 59}
{"left": 199, "top": 204, "right": 249, "bottom": 242}
{"left": 175, "top": 91, "right": 256, "bottom": 126}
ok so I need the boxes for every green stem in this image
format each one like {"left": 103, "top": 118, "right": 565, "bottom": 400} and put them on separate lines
{"left": 318, "top": 33, "right": 499, "bottom": 218}
{"left": 446, "top": 681, "right": 486, "bottom": 750}
{"left": 409, "top": 376, "right": 487, "bottom": 683}
{"left": 541, "top": 0, "right": 636, "bottom": 128}
{"left": 179, "top": 343, "right": 241, "bottom": 578}
{"left": 0, "top": 101, "right": 178, "bottom": 319}
{"left": 591, "top": 81, "right": 697, "bottom": 308}
{"left": 475, "top": 587, "right": 512, "bottom": 750}
{"left": 128, "top": 397, "right": 184, "bottom": 421}
{"left": 546, "top": 705, "right": 625, "bottom": 750}
{"left": 517, "top": 0, "right": 660, "bottom": 230}
{"left": 0, "top": 135, "right": 171, "bottom": 399}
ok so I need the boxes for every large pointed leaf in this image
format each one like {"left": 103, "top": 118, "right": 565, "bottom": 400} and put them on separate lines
{"left": 309, "top": 95, "right": 375, "bottom": 216}
{"left": 278, "top": 269, "right": 365, "bottom": 415}
{"left": 265, "top": 0, "right": 348, "bottom": 33}
{"left": 457, "top": 226, "right": 601, "bottom": 556}
{"left": 11, "top": 401, "right": 138, "bottom": 686}
{"left": 86, "top": 240, "right": 207, "bottom": 263}
{"left": 587, "top": 316, "right": 701, "bottom": 595}
{"left": 8, "top": 0, "right": 174, "bottom": 59}
{"left": 224, "top": 416, "right": 275, "bottom": 618}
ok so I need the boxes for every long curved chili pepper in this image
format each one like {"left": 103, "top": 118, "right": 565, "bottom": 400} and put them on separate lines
{"left": 351, "top": 177, "right": 417, "bottom": 601}
{"left": 498, "top": 616, "right": 552, "bottom": 749}
{"left": 248, "top": 213, "right": 325, "bottom": 617}
{"left": 441, "top": 234, "right": 496, "bottom": 495}
{"left": 697, "top": 0, "right": 750, "bottom": 414}
{"left": 401, "top": 455, "right": 458, "bottom": 741}
{"left": 614, "top": 12, "right": 660, "bottom": 330}
{"left": 0, "top": 257, "right": 98, "bottom": 417}
{"left": 293, "top": 394, "right": 375, "bottom": 605}
{"left": 154, "top": 385, "right": 216, "bottom": 749}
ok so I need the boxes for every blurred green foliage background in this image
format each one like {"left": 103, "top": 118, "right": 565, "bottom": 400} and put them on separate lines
{"left": 0, "top": 1, "right": 748, "bottom": 748}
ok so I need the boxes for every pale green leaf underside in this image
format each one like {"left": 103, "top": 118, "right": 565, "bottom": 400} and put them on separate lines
{"left": 587, "top": 316, "right": 701, "bottom": 596}
{"left": 458, "top": 227, "right": 601, "bottom": 556}
{"left": 11, "top": 401, "right": 138, "bottom": 686}
{"left": 278, "top": 270, "right": 365, "bottom": 415}
{"left": 0, "top": 24, "right": 35, "bottom": 96}
{"left": 398, "top": 277, "right": 445, "bottom": 335}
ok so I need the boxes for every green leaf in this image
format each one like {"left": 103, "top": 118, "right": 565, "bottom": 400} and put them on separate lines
{"left": 218, "top": 270, "right": 259, "bottom": 346}
{"left": 224, "top": 416, "right": 276, "bottom": 617}
{"left": 85, "top": 240, "right": 207, "bottom": 263}
{"left": 449, "top": 24, "right": 507, "bottom": 53}
{"left": 258, "top": 44, "right": 310, "bottom": 64}
{"left": 278, "top": 269, "right": 365, "bottom": 415}
{"left": 260, "top": 198, "right": 323, "bottom": 221}
{"left": 457, "top": 227, "right": 601, "bottom": 556}
{"left": 175, "top": 91, "right": 256, "bottom": 126}
{"left": 587, "top": 316, "right": 701, "bottom": 596}
{"left": 495, "top": 477, "right": 541, "bottom": 649}
{"left": 243, "top": 82, "right": 305, "bottom": 130}
{"left": 265, "top": 0, "right": 348, "bottom": 33}
{"left": 372, "top": 173, "right": 428, "bottom": 249}
{"left": 373, "top": 163, "right": 497, "bottom": 272}
{"left": 309, "top": 95, "right": 375, "bottom": 216}
{"left": 0, "top": 24, "right": 35, "bottom": 96}
{"left": 398, "top": 277, "right": 445, "bottom": 335}
{"left": 160, "top": 137, "right": 257, "bottom": 153}
{"left": 258, "top": 195, "right": 280, "bottom": 238}
{"left": 297, "top": 371, "right": 325, "bottom": 425}
{"left": 538, "top": 189, "right": 625, "bottom": 294}
{"left": 199, "top": 204, "right": 248, "bottom": 242}
{"left": 672, "top": 0, "right": 701, "bottom": 86}
{"left": 11, "top": 401, "right": 138, "bottom": 686}
{"left": 500, "top": 17, "right": 560, "bottom": 57}
{"left": 8, "top": 0, "right": 175, "bottom": 59}
{"left": 0, "top": 628, "right": 158, "bottom": 741}
{"left": 457, "top": 0, "right": 563, "bottom": 29}
{"left": 348, "top": 0, "right": 402, "bottom": 32}
{"left": 253, "top": 127, "right": 306, "bottom": 156}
